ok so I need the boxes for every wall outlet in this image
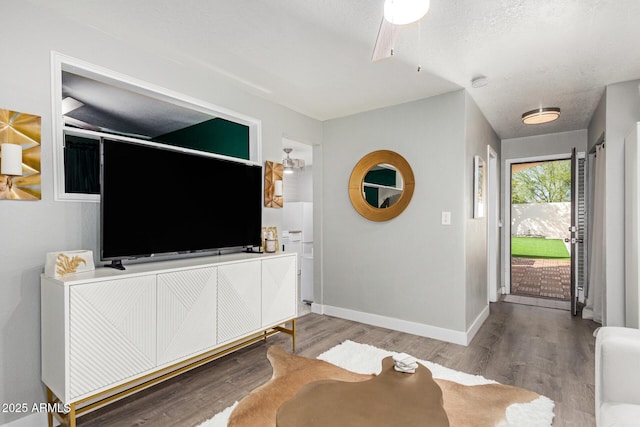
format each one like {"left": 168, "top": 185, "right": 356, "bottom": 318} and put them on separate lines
{"left": 441, "top": 211, "right": 451, "bottom": 225}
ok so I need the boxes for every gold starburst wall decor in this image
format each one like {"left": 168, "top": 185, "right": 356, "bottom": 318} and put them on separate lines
{"left": 264, "top": 161, "right": 284, "bottom": 208}
{"left": 0, "top": 108, "right": 41, "bottom": 200}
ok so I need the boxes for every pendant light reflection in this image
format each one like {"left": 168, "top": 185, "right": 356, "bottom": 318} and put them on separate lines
{"left": 282, "top": 147, "right": 305, "bottom": 174}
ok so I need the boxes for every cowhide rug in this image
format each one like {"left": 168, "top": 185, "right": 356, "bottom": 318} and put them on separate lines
{"left": 227, "top": 345, "right": 544, "bottom": 427}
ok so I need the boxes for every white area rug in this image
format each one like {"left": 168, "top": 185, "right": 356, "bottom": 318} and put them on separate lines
{"left": 198, "top": 340, "right": 555, "bottom": 427}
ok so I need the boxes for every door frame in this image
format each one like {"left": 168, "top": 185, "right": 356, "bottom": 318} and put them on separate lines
{"left": 503, "top": 153, "right": 572, "bottom": 295}
{"left": 487, "top": 145, "right": 499, "bottom": 302}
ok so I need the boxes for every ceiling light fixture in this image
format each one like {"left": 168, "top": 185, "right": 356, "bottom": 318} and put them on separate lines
{"left": 521, "top": 107, "right": 561, "bottom": 125}
{"left": 471, "top": 76, "right": 488, "bottom": 88}
{"left": 383, "top": 0, "right": 431, "bottom": 25}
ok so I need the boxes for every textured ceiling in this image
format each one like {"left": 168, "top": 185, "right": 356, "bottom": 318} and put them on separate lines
{"left": 31, "top": 0, "right": 640, "bottom": 140}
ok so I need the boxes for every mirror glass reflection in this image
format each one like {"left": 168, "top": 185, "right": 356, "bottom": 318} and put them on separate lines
{"left": 363, "top": 163, "right": 404, "bottom": 208}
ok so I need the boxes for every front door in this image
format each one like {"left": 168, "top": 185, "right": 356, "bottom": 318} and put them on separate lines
{"left": 568, "top": 147, "right": 586, "bottom": 315}
{"left": 569, "top": 148, "right": 577, "bottom": 314}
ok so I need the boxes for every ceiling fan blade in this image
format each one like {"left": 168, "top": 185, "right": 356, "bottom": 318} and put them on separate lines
{"left": 372, "top": 19, "right": 399, "bottom": 63}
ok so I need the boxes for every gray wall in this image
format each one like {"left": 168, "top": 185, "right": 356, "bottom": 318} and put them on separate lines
{"left": 464, "top": 94, "right": 501, "bottom": 328}
{"left": 321, "top": 90, "right": 495, "bottom": 333}
{"left": 502, "top": 130, "right": 587, "bottom": 160}
{"left": 587, "top": 79, "right": 640, "bottom": 326}
{"left": 0, "top": 2, "right": 322, "bottom": 424}
{"left": 588, "top": 90, "right": 606, "bottom": 151}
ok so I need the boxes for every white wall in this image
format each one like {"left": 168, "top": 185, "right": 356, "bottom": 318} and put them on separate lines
{"left": 0, "top": 3, "right": 322, "bottom": 424}
{"left": 512, "top": 202, "right": 571, "bottom": 239}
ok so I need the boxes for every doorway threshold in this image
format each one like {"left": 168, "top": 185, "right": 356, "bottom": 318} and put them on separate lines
{"left": 501, "top": 294, "right": 570, "bottom": 311}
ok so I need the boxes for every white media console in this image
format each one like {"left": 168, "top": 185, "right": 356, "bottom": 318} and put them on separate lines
{"left": 41, "top": 251, "right": 297, "bottom": 427}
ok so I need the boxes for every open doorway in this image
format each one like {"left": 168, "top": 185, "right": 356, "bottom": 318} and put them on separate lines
{"left": 487, "top": 146, "right": 500, "bottom": 303}
{"left": 510, "top": 158, "right": 572, "bottom": 303}
{"left": 504, "top": 152, "right": 587, "bottom": 313}
{"left": 279, "top": 138, "right": 314, "bottom": 314}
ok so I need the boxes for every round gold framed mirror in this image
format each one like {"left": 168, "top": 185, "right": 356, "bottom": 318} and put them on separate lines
{"left": 348, "top": 150, "right": 415, "bottom": 221}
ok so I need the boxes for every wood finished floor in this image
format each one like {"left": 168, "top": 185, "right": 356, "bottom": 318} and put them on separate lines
{"left": 77, "top": 301, "right": 599, "bottom": 427}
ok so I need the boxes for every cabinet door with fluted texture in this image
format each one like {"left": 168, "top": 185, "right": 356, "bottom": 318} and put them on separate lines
{"left": 157, "top": 267, "right": 217, "bottom": 365}
{"left": 262, "top": 255, "right": 297, "bottom": 327}
{"left": 69, "top": 276, "right": 156, "bottom": 400}
{"left": 217, "top": 260, "right": 261, "bottom": 343}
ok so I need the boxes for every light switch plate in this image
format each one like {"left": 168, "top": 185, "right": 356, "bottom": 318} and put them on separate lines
{"left": 441, "top": 211, "right": 451, "bottom": 225}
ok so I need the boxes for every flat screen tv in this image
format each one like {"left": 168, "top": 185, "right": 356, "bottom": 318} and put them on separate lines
{"left": 100, "top": 138, "right": 262, "bottom": 269}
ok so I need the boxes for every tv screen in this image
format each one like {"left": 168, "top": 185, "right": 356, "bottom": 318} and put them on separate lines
{"left": 100, "top": 138, "right": 262, "bottom": 268}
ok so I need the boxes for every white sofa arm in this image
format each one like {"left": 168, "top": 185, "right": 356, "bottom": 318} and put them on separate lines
{"left": 595, "top": 326, "right": 640, "bottom": 425}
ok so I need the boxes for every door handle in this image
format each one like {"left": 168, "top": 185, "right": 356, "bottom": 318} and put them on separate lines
{"left": 565, "top": 238, "right": 581, "bottom": 244}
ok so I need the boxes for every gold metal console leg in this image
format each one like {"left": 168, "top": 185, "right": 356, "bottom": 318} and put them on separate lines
{"left": 68, "top": 402, "right": 76, "bottom": 427}
{"left": 46, "top": 388, "right": 53, "bottom": 427}
{"left": 291, "top": 318, "right": 297, "bottom": 353}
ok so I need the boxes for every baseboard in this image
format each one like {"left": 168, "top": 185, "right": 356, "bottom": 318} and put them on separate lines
{"left": 466, "top": 305, "right": 490, "bottom": 345}
{"left": 314, "top": 304, "right": 489, "bottom": 346}
{"left": 310, "top": 302, "right": 324, "bottom": 314}
{"left": 0, "top": 412, "right": 53, "bottom": 427}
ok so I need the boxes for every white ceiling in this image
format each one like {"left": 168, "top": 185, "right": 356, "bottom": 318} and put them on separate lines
{"left": 32, "top": 0, "right": 640, "bottom": 140}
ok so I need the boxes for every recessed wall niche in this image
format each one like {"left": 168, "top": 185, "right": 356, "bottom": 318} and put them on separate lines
{"left": 51, "top": 52, "right": 262, "bottom": 202}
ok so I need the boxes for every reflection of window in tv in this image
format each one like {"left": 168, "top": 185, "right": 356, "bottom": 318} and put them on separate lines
{"left": 63, "top": 117, "right": 250, "bottom": 196}
{"left": 64, "top": 133, "right": 100, "bottom": 194}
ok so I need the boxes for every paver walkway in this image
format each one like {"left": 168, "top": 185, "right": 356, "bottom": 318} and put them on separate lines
{"left": 511, "top": 257, "right": 571, "bottom": 301}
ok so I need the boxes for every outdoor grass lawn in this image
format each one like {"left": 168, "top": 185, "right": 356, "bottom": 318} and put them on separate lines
{"left": 511, "top": 236, "right": 570, "bottom": 259}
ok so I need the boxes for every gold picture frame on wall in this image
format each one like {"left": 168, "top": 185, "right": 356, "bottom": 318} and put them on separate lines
{"left": 0, "top": 108, "right": 41, "bottom": 200}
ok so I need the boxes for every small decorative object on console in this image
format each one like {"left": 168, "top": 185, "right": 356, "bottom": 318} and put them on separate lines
{"left": 44, "top": 250, "right": 95, "bottom": 278}
{"left": 262, "top": 226, "right": 279, "bottom": 253}
{"left": 265, "top": 230, "right": 277, "bottom": 253}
